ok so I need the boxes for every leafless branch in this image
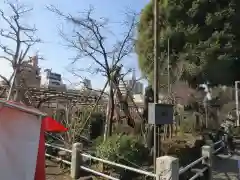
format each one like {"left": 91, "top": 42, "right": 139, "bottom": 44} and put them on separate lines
{"left": 0, "top": 1, "right": 40, "bottom": 101}
{"left": 48, "top": 5, "right": 136, "bottom": 77}
{"left": 48, "top": 5, "right": 140, "bottom": 136}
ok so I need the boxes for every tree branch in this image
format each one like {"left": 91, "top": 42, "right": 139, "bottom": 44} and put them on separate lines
{"left": 0, "top": 1, "right": 40, "bottom": 101}
{"left": 48, "top": 5, "right": 136, "bottom": 77}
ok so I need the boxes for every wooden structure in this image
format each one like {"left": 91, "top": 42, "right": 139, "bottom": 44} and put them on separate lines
{"left": 0, "top": 85, "right": 144, "bottom": 119}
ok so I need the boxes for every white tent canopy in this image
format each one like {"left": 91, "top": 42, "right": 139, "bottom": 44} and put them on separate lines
{"left": 0, "top": 100, "right": 45, "bottom": 180}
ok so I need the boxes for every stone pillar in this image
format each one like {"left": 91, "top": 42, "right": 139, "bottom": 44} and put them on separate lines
{"left": 156, "top": 155, "right": 179, "bottom": 180}
{"left": 71, "top": 143, "right": 83, "bottom": 179}
{"left": 202, "top": 145, "right": 213, "bottom": 180}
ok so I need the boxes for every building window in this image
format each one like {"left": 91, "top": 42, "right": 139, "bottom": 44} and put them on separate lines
{"left": 49, "top": 73, "right": 61, "bottom": 81}
{"left": 52, "top": 82, "right": 60, "bottom": 85}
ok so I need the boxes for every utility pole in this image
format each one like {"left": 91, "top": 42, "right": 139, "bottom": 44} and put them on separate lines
{"left": 153, "top": 0, "right": 160, "bottom": 172}
{"left": 167, "top": 38, "right": 170, "bottom": 94}
{"left": 235, "top": 81, "right": 240, "bottom": 126}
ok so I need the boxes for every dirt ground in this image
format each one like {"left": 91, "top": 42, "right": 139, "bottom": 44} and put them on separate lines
{"left": 46, "top": 160, "right": 93, "bottom": 180}
{"left": 46, "top": 160, "right": 71, "bottom": 180}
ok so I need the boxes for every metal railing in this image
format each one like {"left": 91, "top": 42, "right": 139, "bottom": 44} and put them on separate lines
{"left": 178, "top": 140, "right": 224, "bottom": 180}
{"left": 45, "top": 143, "right": 155, "bottom": 180}
{"left": 45, "top": 139, "right": 225, "bottom": 180}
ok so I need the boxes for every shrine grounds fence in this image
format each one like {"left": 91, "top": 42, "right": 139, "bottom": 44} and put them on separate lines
{"left": 45, "top": 140, "right": 224, "bottom": 180}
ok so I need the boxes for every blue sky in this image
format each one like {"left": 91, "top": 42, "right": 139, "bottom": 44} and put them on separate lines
{"left": 0, "top": 0, "right": 150, "bottom": 89}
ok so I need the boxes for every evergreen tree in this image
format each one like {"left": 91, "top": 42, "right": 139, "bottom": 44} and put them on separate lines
{"left": 136, "top": 0, "right": 240, "bottom": 87}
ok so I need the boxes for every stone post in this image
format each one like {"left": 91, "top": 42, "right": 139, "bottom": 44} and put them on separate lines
{"left": 70, "top": 143, "right": 83, "bottom": 179}
{"left": 202, "top": 145, "right": 213, "bottom": 180}
{"left": 156, "top": 155, "right": 179, "bottom": 180}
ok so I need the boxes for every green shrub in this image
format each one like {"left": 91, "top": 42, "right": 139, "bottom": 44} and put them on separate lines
{"left": 95, "top": 134, "right": 148, "bottom": 166}
{"left": 179, "top": 115, "right": 195, "bottom": 133}
{"left": 232, "top": 126, "right": 240, "bottom": 136}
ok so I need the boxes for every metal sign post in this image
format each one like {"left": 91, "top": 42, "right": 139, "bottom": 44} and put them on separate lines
{"left": 148, "top": 103, "right": 174, "bottom": 172}
{"left": 238, "top": 160, "right": 240, "bottom": 179}
{"left": 153, "top": 0, "right": 160, "bottom": 172}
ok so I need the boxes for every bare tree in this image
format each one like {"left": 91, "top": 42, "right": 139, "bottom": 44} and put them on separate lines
{"left": 48, "top": 6, "right": 136, "bottom": 77}
{"left": 48, "top": 6, "right": 138, "bottom": 137}
{"left": 0, "top": 1, "right": 40, "bottom": 101}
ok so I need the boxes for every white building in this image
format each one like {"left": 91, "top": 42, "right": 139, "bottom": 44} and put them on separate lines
{"left": 118, "top": 80, "right": 128, "bottom": 96}
{"left": 41, "top": 69, "right": 66, "bottom": 90}
{"left": 128, "top": 81, "right": 143, "bottom": 94}
{"left": 133, "top": 94, "right": 144, "bottom": 103}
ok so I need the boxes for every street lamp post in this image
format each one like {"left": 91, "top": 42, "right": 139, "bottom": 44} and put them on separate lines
{"left": 235, "top": 81, "right": 240, "bottom": 126}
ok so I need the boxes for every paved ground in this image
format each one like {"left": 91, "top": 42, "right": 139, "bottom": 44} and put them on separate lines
{"left": 213, "top": 140, "right": 240, "bottom": 180}
{"left": 213, "top": 154, "right": 239, "bottom": 180}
